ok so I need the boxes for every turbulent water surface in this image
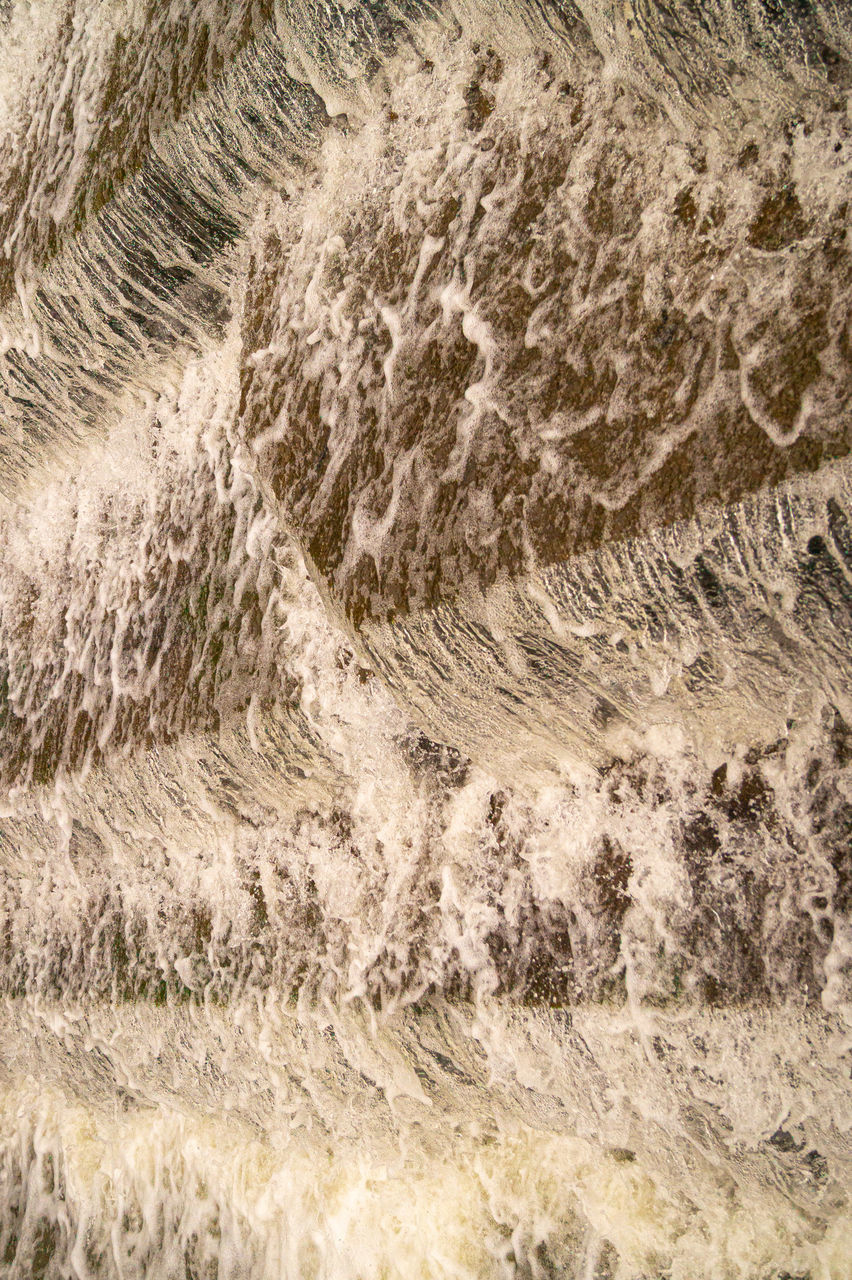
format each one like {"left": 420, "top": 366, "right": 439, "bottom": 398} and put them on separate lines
{"left": 0, "top": 1, "right": 851, "bottom": 1277}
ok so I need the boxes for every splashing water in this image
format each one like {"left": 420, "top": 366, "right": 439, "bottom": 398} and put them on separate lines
{"left": 0, "top": 2, "right": 851, "bottom": 1277}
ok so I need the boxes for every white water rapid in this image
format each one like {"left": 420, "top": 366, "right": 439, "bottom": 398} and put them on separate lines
{"left": 0, "top": 2, "right": 851, "bottom": 1277}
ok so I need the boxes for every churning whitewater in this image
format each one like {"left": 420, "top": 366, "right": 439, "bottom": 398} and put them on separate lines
{"left": 0, "top": 1, "right": 851, "bottom": 1277}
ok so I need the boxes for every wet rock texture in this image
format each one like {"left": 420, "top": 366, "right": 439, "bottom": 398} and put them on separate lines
{"left": 239, "top": 43, "right": 851, "bottom": 624}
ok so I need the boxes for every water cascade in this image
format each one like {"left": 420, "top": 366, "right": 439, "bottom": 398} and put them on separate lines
{"left": 0, "top": 1, "right": 851, "bottom": 1276}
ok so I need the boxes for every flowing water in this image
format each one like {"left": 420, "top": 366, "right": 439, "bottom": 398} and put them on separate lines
{"left": 0, "top": 1, "right": 851, "bottom": 1276}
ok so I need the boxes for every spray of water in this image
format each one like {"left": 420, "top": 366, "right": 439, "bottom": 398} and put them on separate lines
{"left": 0, "top": 2, "right": 851, "bottom": 1276}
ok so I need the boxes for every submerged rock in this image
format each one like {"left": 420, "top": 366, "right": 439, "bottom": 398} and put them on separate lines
{"left": 0, "top": 2, "right": 850, "bottom": 1278}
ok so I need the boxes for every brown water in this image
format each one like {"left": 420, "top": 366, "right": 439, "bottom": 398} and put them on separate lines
{"left": 0, "top": 2, "right": 851, "bottom": 1276}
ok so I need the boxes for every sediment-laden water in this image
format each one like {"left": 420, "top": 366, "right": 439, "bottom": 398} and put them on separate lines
{"left": 0, "top": 2, "right": 851, "bottom": 1277}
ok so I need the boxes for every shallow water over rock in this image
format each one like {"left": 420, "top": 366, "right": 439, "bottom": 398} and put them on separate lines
{"left": 0, "top": 2, "right": 850, "bottom": 1277}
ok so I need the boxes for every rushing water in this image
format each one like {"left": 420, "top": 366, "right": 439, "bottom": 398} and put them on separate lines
{"left": 0, "top": 1, "right": 851, "bottom": 1277}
